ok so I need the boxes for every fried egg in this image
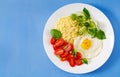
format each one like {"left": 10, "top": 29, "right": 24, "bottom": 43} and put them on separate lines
{"left": 74, "top": 35, "right": 103, "bottom": 59}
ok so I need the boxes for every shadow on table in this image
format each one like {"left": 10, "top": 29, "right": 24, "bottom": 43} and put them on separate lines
{"left": 84, "top": 4, "right": 120, "bottom": 75}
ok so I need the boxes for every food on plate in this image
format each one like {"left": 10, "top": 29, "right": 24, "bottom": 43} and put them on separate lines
{"left": 70, "top": 8, "right": 106, "bottom": 40}
{"left": 50, "top": 37, "right": 87, "bottom": 67}
{"left": 74, "top": 35, "right": 103, "bottom": 59}
{"left": 50, "top": 8, "right": 106, "bottom": 67}
{"left": 50, "top": 29, "right": 62, "bottom": 39}
{"left": 56, "top": 16, "right": 80, "bottom": 44}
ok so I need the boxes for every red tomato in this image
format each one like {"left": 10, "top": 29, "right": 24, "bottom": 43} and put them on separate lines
{"left": 64, "top": 43, "right": 73, "bottom": 52}
{"left": 62, "top": 41, "right": 68, "bottom": 46}
{"left": 75, "top": 59, "right": 83, "bottom": 65}
{"left": 68, "top": 54, "right": 75, "bottom": 67}
{"left": 60, "top": 50, "right": 69, "bottom": 58}
{"left": 61, "top": 57, "right": 67, "bottom": 61}
{"left": 50, "top": 37, "right": 56, "bottom": 45}
{"left": 76, "top": 52, "right": 82, "bottom": 60}
{"left": 53, "top": 45, "right": 58, "bottom": 50}
{"left": 54, "top": 48, "right": 64, "bottom": 56}
{"left": 54, "top": 38, "right": 64, "bottom": 48}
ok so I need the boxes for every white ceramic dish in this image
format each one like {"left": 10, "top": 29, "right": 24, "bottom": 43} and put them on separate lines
{"left": 43, "top": 3, "right": 114, "bottom": 74}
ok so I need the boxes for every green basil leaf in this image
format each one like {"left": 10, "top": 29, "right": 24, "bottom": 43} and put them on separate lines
{"left": 90, "top": 21, "right": 97, "bottom": 28}
{"left": 76, "top": 16, "right": 84, "bottom": 22}
{"left": 50, "top": 29, "right": 62, "bottom": 39}
{"left": 83, "top": 8, "right": 90, "bottom": 19}
{"left": 72, "top": 49, "right": 76, "bottom": 56}
{"left": 71, "top": 14, "right": 77, "bottom": 20}
{"left": 82, "top": 58, "right": 88, "bottom": 64}
{"left": 88, "top": 28, "right": 97, "bottom": 37}
{"left": 96, "top": 29, "right": 106, "bottom": 40}
{"left": 78, "top": 26, "right": 87, "bottom": 35}
{"left": 84, "top": 22, "right": 90, "bottom": 27}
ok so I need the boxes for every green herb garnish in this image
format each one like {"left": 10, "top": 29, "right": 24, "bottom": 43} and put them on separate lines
{"left": 90, "top": 21, "right": 96, "bottom": 28}
{"left": 84, "top": 22, "right": 90, "bottom": 27}
{"left": 82, "top": 58, "right": 88, "bottom": 64}
{"left": 70, "top": 8, "right": 106, "bottom": 40}
{"left": 78, "top": 26, "right": 87, "bottom": 35}
{"left": 88, "top": 28, "right": 98, "bottom": 38}
{"left": 83, "top": 8, "right": 90, "bottom": 19}
{"left": 96, "top": 29, "right": 106, "bottom": 40}
{"left": 71, "top": 14, "right": 77, "bottom": 20}
{"left": 72, "top": 49, "right": 77, "bottom": 56}
{"left": 50, "top": 29, "right": 62, "bottom": 39}
{"left": 88, "top": 28, "right": 106, "bottom": 40}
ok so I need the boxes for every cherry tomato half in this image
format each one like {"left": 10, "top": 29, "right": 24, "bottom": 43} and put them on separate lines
{"left": 54, "top": 48, "right": 64, "bottom": 56}
{"left": 54, "top": 38, "right": 64, "bottom": 48}
{"left": 50, "top": 37, "right": 56, "bottom": 45}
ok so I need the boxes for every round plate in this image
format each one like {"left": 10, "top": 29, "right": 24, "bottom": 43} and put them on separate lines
{"left": 43, "top": 3, "right": 114, "bottom": 74}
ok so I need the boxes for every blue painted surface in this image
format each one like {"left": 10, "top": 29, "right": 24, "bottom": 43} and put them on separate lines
{"left": 0, "top": 0, "right": 120, "bottom": 77}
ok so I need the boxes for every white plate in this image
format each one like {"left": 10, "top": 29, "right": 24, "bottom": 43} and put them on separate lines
{"left": 43, "top": 3, "right": 114, "bottom": 74}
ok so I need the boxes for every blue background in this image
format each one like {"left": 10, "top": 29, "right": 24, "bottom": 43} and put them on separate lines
{"left": 0, "top": 0, "right": 120, "bottom": 77}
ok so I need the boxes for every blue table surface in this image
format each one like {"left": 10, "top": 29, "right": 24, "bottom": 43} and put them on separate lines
{"left": 0, "top": 0, "right": 120, "bottom": 77}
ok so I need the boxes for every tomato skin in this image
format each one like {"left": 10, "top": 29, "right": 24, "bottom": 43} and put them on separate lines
{"left": 61, "top": 57, "right": 67, "bottom": 61}
{"left": 62, "top": 41, "right": 68, "bottom": 46}
{"left": 76, "top": 52, "right": 82, "bottom": 60}
{"left": 50, "top": 37, "right": 84, "bottom": 67}
{"left": 68, "top": 54, "right": 75, "bottom": 67}
{"left": 64, "top": 43, "right": 73, "bottom": 52}
{"left": 50, "top": 37, "right": 56, "bottom": 44}
{"left": 53, "top": 45, "right": 58, "bottom": 50}
{"left": 54, "top": 38, "right": 64, "bottom": 48}
{"left": 60, "top": 50, "right": 69, "bottom": 58}
{"left": 54, "top": 48, "right": 64, "bottom": 56}
{"left": 75, "top": 59, "right": 83, "bottom": 65}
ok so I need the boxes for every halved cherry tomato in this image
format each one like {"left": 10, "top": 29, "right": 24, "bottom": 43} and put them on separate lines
{"left": 62, "top": 41, "right": 68, "bottom": 46}
{"left": 53, "top": 45, "right": 58, "bottom": 50}
{"left": 75, "top": 59, "right": 83, "bottom": 65}
{"left": 54, "top": 38, "right": 64, "bottom": 48}
{"left": 50, "top": 36, "right": 84, "bottom": 67}
{"left": 50, "top": 37, "right": 56, "bottom": 45}
{"left": 60, "top": 43, "right": 73, "bottom": 59}
{"left": 60, "top": 50, "right": 69, "bottom": 58}
{"left": 61, "top": 57, "right": 67, "bottom": 61}
{"left": 64, "top": 43, "right": 73, "bottom": 52}
{"left": 75, "top": 52, "right": 82, "bottom": 60}
{"left": 54, "top": 48, "right": 64, "bottom": 56}
{"left": 68, "top": 54, "right": 75, "bottom": 67}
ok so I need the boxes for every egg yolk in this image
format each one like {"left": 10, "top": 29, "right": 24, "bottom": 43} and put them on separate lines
{"left": 81, "top": 38, "right": 91, "bottom": 50}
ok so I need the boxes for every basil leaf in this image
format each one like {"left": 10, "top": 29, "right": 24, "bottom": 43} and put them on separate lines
{"left": 76, "top": 16, "right": 84, "bottom": 22}
{"left": 72, "top": 49, "right": 76, "bottom": 56}
{"left": 90, "top": 21, "right": 96, "bottom": 28}
{"left": 88, "top": 28, "right": 97, "bottom": 37}
{"left": 84, "top": 22, "right": 90, "bottom": 27}
{"left": 50, "top": 29, "right": 62, "bottom": 39}
{"left": 78, "top": 26, "right": 87, "bottom": 35}
{"left": 82, "top": 58, "right": 88, "bottom": 64}
{"left": 83, "top": 8, "right": 90, "bottom": 19}
{"left": 71, "top": 14, "right": 77, "bottom": 20}
{"left": 96, "top": 29, "right": 106, "bottom": 40}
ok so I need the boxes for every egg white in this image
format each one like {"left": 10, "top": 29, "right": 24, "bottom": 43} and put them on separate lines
{"left": 74, "top": 35, "right": 103, "bottom": 59}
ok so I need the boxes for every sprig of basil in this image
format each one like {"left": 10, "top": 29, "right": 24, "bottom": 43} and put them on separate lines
{"left": 83, "top": 8, "right": 90, "bottom": 19}
{"left": 88, "top": 28, "right": 106, "bottom": 40}
{"left": 88, "top": 28, "right": 97, "bottom": 38}
{"left": 50, "top": 29, "right": 62, "bottom": 39}
{"left": 72, "top": 49, "right": 77, "bottom": 56}
{"left": 82, "top": 58, "right": 88, "bottom": 64}
{"left": 96, "top": 29, "right": 106, "bottom": 40}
